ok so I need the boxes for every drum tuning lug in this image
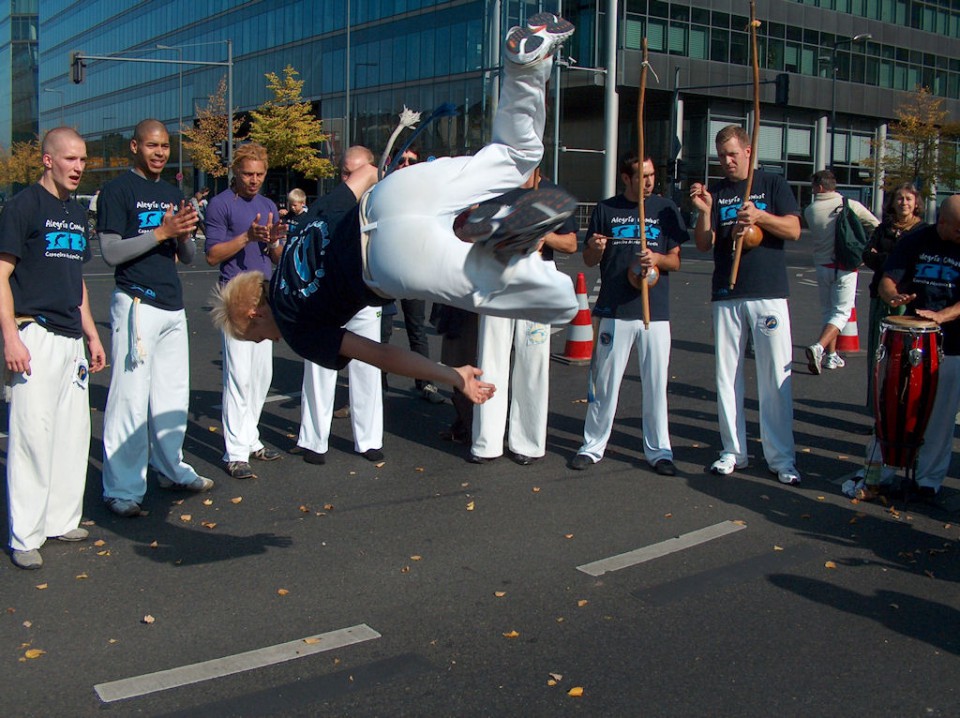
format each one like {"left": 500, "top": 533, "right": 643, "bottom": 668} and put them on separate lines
{"left": 908, "top": 348, "right": 924, "bottom": 367}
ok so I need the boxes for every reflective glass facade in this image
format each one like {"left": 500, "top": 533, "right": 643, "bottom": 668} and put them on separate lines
{"left": 23, "top": 0, "right": 960, "bottom": 204}
{"left": 0, "top": 0, "right": 39, "bottom": 147}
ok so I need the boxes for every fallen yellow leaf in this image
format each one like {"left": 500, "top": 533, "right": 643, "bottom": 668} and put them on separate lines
{"left": 142, "top": 615, "right": 155, "bottom": 624}
{"left": 149, "top": 540, "right": 159, "bottom": 549}
{"left": 824, "top": 561, "right": 837, "bottom": 569}
{"left": 547, "top": 679, "right": 557, "bottom": 686}
{"left": 502, "top": 630, "right": 519, "bottom": 639}
{"left": 415, "top": 467, "right": 424, "bottom": 472}
{"left": 494, "top": 591, "right": 506, "bottom": 598}
{"left": 400, "top": 566, "right": 411, "bottom": 573}
{"left": 466, "top": 501, "right": 475, "bottom": 511}
{"left": 230, "top": 497, "right": 243, "bottom": 504}
{"left": 24, "top": 649, "right": 45, "bottom": 659}
{"left": 532, "top": 487, "right": 540, "bottom": 493}
{"left": 35, "top": 584, "right": 47, "bottom": 590}
{"left": 817, "top": 496, "right": 825, "bottom": 501}
{"left": 179, "top": 514, "right": 192, "bottom": 522}
{"left": 577, "top": 599, "right": 588, "bottom": 607}
{"left": 664, "top": 513, "right": 673, "bottom": 518}
{"left": 81, "top": 520, "right": 95, "bottom": 526}
{"left": 201, "top": 522, "right": 217, "bottom": 530}
{"left": 564, "top": 533, "right": 574, "bottom": 539}
{"left": 22, "top": 620, "right": 32, "bottom": 628}
{"left": 75, "top": 573, "right": 88, "bottom": 580}
{"left": 299, "top": 505, "right": 310, "bottom": 513}
{"left": 303, "top": 637, "right": 321, "bottom": 645}
{"left": 549, "top": 672, "right": 563, "bottom": 682}
{"left": 410, "top": 555, "right": 422, "bottom": 561}
{"left": 568, "top": 686, "right": 584, "bottom": 697}
{"left": 277, "top": 589, "right": 289, "bottom": 596}
{"left": 375, "top": 461, "right": 386, "bottom": 468}
{"left": 323, "top": 503, "right": 334, "bottom": 510}
{"left": 733, "top": 520, "right": 747, "bottom": 526}
{"left": 202, "top": 499, "right": 213, "bottom": 506}
{"left": 97, "top": 550, "right": 110, "bottom": 556}
{"left": 773, "top": 545, "right": 784, "bottom": 551}
{"left": 94, "top": 539, "right": 106, "bottom": 547}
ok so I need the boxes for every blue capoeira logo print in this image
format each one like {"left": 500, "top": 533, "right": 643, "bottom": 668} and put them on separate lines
{"left": 45, "top": 231, "right": 86, "bottom": 252}
{"left": 720, "top": 200, "right": 768, "bottom": 223}
{"left": 611, "top": 224, "right": 641, "bottom": 239}
{"left": 914, "top": 262, "right": 960, "bottom": 283}
{"left": 138, "top": 210, "right": 164, "bottom": 230}
{"left": 282, "top": 220, "right": 330, "bottom": 298}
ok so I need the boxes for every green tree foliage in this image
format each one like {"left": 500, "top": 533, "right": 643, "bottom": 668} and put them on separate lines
{"left": 247, "top": 65, "right": 335, "bottom": 181}
{"left": 182, "top": 77, "right": 239, "bottom": 178}
{"left": 869, "top": 86, "right": 960, "bottom": 200}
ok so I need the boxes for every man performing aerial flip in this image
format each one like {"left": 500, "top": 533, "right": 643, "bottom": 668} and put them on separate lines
{"left": 212, "top": 13, "right": 578, "bottom": 403}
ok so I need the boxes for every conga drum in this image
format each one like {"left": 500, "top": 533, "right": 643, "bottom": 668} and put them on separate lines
{"left": 873, "top": 316, "right": 941, "bottom": 468}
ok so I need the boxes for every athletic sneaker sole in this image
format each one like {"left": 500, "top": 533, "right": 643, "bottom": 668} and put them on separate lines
{"left": 504, "top": 13, "right": 575, "bottom": 65}
{"left": 458, "top": 187, "right": 578, "bottom": 259}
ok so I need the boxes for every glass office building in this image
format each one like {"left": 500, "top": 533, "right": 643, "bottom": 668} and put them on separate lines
{"left": 0, "top": 0, "right": 39, "bottom": 148}
{"left": 20, "top": 0, "right": 960, "bottom": 207}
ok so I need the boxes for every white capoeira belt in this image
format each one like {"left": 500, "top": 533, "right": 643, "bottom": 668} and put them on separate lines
{"left": 129, "top": 296, "right": 147, "bottom": 366}
{"left": 358, "top": 189, "right": 392, "bottom": 300}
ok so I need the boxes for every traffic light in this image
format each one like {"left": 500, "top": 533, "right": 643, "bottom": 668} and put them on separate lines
{"left": 775, "top": 73, "right": 789, "bottom": 106}
{"left": 70, "top": 52, "right": 86, "bottom": 84}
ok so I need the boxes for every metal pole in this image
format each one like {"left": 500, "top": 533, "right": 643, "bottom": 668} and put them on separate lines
{"left": 345, "top": 0, "right": 351, "bottom": 147}
{"left": 602, "top": 0, "right": 618, "bottom": 198}
{"left": 177, "top": 47, "right": 183, "bottom": 190}
{"left": 227, "top": 39, "right": 234, "bottom": 175}
{"left": 830, "top": 44, "right": 838, "bottom": 169}
{"left": 553, "top": 53, "right": 561, "bottom": 182}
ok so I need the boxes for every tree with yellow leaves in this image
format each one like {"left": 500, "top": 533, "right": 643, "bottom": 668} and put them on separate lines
{"left": 247, "top": 65, "right": 335, "bottom": 185}
{"left": 182, "top": 77, "right": 240, "bottom": 178}
{"left": 869, "top": 86, "right": 960, "bottom": 200}
{"left": 0, "top": 139, "right": 43, "bottom": 190}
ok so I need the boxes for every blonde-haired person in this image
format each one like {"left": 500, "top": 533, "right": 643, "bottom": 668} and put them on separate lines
{"left": 204, "top": 142, "right": 287, "bottom": 480}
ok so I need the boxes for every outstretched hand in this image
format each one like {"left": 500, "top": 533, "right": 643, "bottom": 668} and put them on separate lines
{"left": 454, "top": 365, "right": 496, "bottom": 404}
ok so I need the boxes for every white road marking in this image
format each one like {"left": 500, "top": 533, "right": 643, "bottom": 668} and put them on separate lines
{"left": 94, "top": 624, "right": 381, "bottom": 703}
{"left": 576, "top": 520, "right": 747, "bottom": 576}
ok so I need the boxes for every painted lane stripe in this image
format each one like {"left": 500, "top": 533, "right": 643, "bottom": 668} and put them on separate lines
{"left": 94, "top": 623, "right": 381, "bottom": 704}
{"left": 576, "top": 520, "right": 747, "bottom": 577}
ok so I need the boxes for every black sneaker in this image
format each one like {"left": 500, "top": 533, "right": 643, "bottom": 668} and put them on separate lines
{"left": 457, "top": 187, "right": 578, "bottom": 261}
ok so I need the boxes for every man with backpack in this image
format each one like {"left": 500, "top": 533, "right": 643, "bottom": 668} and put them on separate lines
{"left": 803, "top": 170, "right": 879, "bottom": 374}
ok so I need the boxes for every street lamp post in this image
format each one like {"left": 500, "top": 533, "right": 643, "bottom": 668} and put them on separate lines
{"left": 829, "top": 32, "right": 872, "bottom": 169}
{"left": 156, "top": 44, "right": 183, "bottom": 190}
{"left": 43, "top": 88, "right": 65, "bottom": 125}
{"left": 102, "top": 115, "right": 116, "bottom": 171}
{"left": 352, "top": 62, "right": 378, "bottom": 145}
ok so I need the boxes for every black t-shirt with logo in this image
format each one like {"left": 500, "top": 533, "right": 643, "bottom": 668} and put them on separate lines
{"left": 269, "top": 183, "right": 390, "bottom": 370}
{"left": 98, "top": 170, "right": 186, "bottom": 310}
{"left": 0, "top": 183, "right": 90, "bottom": 337}
{"left": 884, "top": 223, "right": 960, "bottom": 356}
{"left": 708, "top": 169, "right": 800, "bottom": 301}
{"left": 587, "top": 193, "right": 685, "bottom": 322}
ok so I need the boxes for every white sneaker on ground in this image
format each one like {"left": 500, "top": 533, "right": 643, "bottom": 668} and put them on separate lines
{"left": 823, "top": 353, "right": 845, "bottom": 369}
{"left": 56, "top": 528, "right": 89, "bottom": 542}
{"left": 504, "top": 13, "right": 575, "bottom": 66}
{"left": 770, "top": 467, "right": 801, "bottom": 485}
{"left": 805, "top": 344, "right": 824, "bottom": 375}
{"left": 710, "top": 454, "right": 748, "bottom": 475}
{"left": 12, "top": 549, "right": 42, "bottom": 569}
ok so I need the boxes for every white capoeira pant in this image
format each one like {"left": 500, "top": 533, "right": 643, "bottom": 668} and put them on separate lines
{"left": 713, "top": 298, "right": 796, "bottom": 472}
{"left": 7, "top": 324, "right": 89, "bottom": 552}
{"left": 221, "top": 330, "right": 273, "bottom": 463}
{"left": 363, "top": 56, "right": 577, "bottom": 326}
{"left": 915, "top": 354, "right": 960, "bottom": 493}
{"left": 298, "top": 305, "right": 383, "bottom": 454}
{"left": 102, "top": 291, "right": 200, "bottom": 502}
{"left": 579, "top": 318, "right": 673, "bottom": 466}
{"left": 815, "top": 265, "right": 857, "bottom": 331}
{"left": 472, "top": 314, "right": 550, "bottom": 459}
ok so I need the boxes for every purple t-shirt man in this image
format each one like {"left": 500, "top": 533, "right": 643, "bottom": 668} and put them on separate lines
{"left": 204, "top": 189, "right": 280, "bottom": 284}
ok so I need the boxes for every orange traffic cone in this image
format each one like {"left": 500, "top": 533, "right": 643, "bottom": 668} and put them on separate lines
{"left": 552, "top": 272, "right": 593, "bottom": 366}
{"left": 837, "top": 306, "right": 860, "bottom": 353}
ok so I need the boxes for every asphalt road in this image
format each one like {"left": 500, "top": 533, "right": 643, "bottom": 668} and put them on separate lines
{"left": 1, "top": 234, "right": 958, "bottom": 717}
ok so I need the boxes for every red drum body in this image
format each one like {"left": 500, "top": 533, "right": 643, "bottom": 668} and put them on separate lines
{"left": 873, "top": 316, "right": 941, "bottom": 468}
